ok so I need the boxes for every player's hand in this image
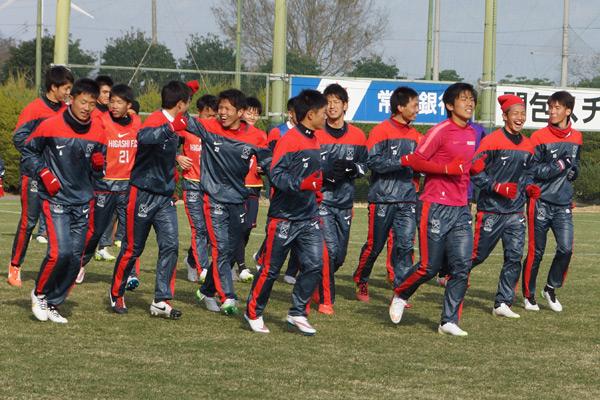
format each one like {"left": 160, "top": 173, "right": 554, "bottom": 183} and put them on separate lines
{"left": 470, "top": 153, "right": 488, "bottom": 175}
{"left": 176, "top": 155, "right": 193, "bottom": 170}
{"left": 300, "top": 171, "right": 322, "bottom": 192}
{"left": 444, "top": 158, "right": 465, "bottom": 176}
{"left": 39, "top": 168, "right": 61, "bottom": 196}
{"left": 494, "top": 182, "right": 518, "bottom": 199}
{"left": 567, "top": 165, "right": 578, "bottom": 182}
{"left": 0, "top": 178, "right": 5, "bottom": 197}
{"left": 186, "top": 80, "right": 200, "bottom": 95}
{"left": 91, "top": 152, "right": 104, "bottom": 171}
{"left": 170, "top": 112, "right": 188, "bottom": 132}
{"left": 526, "top": 184, "right": 541, "bottom": 199}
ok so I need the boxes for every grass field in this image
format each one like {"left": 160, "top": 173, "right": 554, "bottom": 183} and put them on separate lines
{"left": 0, "top": 196, "right": 599, "bottom": 400}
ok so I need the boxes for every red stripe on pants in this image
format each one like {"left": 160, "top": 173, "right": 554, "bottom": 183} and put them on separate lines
{"left": 112, "top": 186, "right": 138, "bottom": 297}
{"left": 471, "top": 211, "right": 484, "bottom": 260}
{"left": 354, "top": 203, "right": 376, "bottom": 283}
{"left": 395, "top": 201, "right": 431, "bottom": 296}
{"left": 321, "top": 241, "right": 332, "bottom": 305}
{"left": 35, "top": 200, "right": 59, "bottom": 294}
{"left": 522, "top": 197, "right": 537, "bottom": 298}
{"left": 183, "top": 190, "right": 202, "bottom": 273}
{"left": 386, "top": 231, "right": 394, "bottom": 282}
{"left": 11, "top": 175, "right": 30, "bottom": 266}
{"left": 203, "top": 194, "right": 226, "bottom": 302}
{"left": 247, "top": 218, "right": 279, "bottom": 319}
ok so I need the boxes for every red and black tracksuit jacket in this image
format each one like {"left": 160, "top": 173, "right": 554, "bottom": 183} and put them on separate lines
{"left": 522, "top": 123, "right": 583, "bottom": 299}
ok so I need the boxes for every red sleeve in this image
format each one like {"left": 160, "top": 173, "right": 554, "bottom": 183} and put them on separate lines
{"left": 415, "top": 125, "right": 443, "bottom": 160}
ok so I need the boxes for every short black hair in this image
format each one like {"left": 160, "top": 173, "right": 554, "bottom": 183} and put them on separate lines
{"left": 294, "top": 89, "right": 327, "bottom": 122}
{"left": 323, "top": 83, "right": 348, "bottom": 103}
{"left": 44, "top": 66, "right": 74, "bottom": 92}
{"left": 110, "top": 84, "right": 134, "bottom": 104}
{"left": 548, "top": 90, "right": 575, "bottom": 111}
{"left": 70, "top": 78, "right": 99, "bottom": 100}
{"left": 161, "top": 80, "right": 192, "bottom": 109}
{"left": 218, "top": 89, "right": 247, "bottom": 110}
{"left": 95, "top": 75, "right": 114, "bottom": 88}
{"left": 131, "top": 100, "right": 140, "bottom": 114}
{"left": 390, "top": 86, "right": 418, "bottom": 115}
{"left": 442, "top": 82, "right": 477, "bottom": 116}
{"left": 245, "top": 96, "right": 263, "bottom": 114}
{"left": 286, "top": 96, "right": 297, "bottom": 111}
{"left": 196, "top": 94, "right": 218, "bottom": 112}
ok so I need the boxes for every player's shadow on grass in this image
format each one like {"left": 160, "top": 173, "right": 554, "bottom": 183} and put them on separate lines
{"left": 6, "top": 298, "right": 79, "bottom": 319}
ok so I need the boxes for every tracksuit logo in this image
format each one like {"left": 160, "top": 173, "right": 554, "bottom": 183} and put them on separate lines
{"left": 85, "top": 143, "right": 95, "bottom": 156}
{"left": 138, "top": 203, "right": 153, "bottom": 218}
{"left": 213, "top": 203, "right": 224, "bottom": 215}
{"left": 241, "top": 145, "right": 251, "bottom": 160}
{"left": 213, "top": 141, "right": 222, "bottom": 153}
{"left": 345, "top": 147, "right": 354, "bottom": 160}
{"left": 319, "top": 205, "right": 327, "bottom": 216}
{"left": 52, "top": 204, "right": 64, "bottom": 214}
{"left": 430, "top": 218, "right": 441, "bottom": 234}
{"left": 537, "top": 207, "right": 546, "bottom": 221}
{"left": 483, "top": 217, "right": 494, "bottom": 232}
{"left": 377, "top": 205, "right": 386, "bottom": 217}
{"left": 96, "top": 194, "right": 106, "bottom": 208}
{"left": 187, "top": 191, "right": 199, "bottom": 203}
{"left": 30, "top": 180, "right": 38, "bottom": 193}
{"left": 278, "top": 221, "right": 290, "bottom": 239}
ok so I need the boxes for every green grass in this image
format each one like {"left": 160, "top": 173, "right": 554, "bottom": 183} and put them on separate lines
{"left": 0, "top": 197, "right": 599, "bottom": 400}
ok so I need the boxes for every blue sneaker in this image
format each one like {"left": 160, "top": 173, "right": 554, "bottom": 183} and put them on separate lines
{"left": 126, "top": 275, "right": 140, "bottom": 291}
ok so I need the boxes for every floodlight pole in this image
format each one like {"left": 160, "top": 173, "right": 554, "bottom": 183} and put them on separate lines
{"left": 270, "top": 0, "right": 286, "bottom": 125}
{"left": 35, "top": 0, "right": 43, "bottom": 93}
{"left": 235, "top": 0, "right": 242, "bottom": 89}
{"left": 480, "top": 0, "right": 497, "bottom": 129}
{"left": 53, "top": 0, "right": 70, "bottom": 65}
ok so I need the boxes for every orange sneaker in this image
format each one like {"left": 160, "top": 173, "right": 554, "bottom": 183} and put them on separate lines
{"left": 317, "top": 304, "right": 334, "bottom": 315}
{"left": 7, "top": 265, "right": 22, "bottom": 287}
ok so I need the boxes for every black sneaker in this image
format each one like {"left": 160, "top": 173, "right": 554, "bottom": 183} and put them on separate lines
{"left": 109, "top": 290, "right": 128, "bottom": 314}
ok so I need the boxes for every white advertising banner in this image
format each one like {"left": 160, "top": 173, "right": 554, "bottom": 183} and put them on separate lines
{"left": 495, "top": 85, "right": 600, "bottom": 131}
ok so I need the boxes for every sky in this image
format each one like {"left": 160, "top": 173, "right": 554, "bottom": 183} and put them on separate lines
{"left": 1, "top": 0, "right": 600, "bottom": 85}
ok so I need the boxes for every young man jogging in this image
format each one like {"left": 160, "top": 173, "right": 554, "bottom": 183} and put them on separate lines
{"left": 314, "top": 84, "right": 367, "bottom": 314}
{"left": 392, "top": 82, "right": 478, "bottom": 336}
{"left": 109, "top": 81, "right": 191, "bottom": 319}
{"left": 8, "top": 66, "right": 74, "bottom": 287}
{"left": 245, "top": 89, "right": 326, "bottom": 335}
{"left": 470, "top": 94, "right": 540, "bottom": 318}
{"left": 353, "top": 87, "right": 422, "bottom": 304}
{"left": 186, "top": 89, "right": 271, "bottom": 315}
{"left": 23, "top": 78, "right": 106, "bottom": 323}
{"left": 78, "top": 84, "right": 141, "bottom": 285}
{"left": 522, "top": 91, "right": 582, "bottom": 312}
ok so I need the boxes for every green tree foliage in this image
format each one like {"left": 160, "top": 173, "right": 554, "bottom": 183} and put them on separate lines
{"left": 1, "top": 35, "right": 94, "bottom": 87}
{"left": 439, "top": 69, "right": 463, "bottom": 82}
{"left": 100, "top": 30, "right": 178, "bottom": 92}
{"left": 576, "top": 75, "right": 600, "bottom": 88}
{"left": 179, "top": 34, "right": 236, "bottom": 72}
{"left": 499, "top": 74, "right": 554, "bottom": 86}
{"left": 348, "top": 56, "right": 399, "bottom": 79}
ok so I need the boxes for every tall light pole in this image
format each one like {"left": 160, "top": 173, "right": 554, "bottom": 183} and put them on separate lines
{"left": 270, "top": 0, "right": 286, "bottom": 124}
{"left": 35, "top": 0, "right": 43, "bottom": 93}
{"left": 480, "top": 0, "right": 497, "bottom": 128}
{"left": 561, "top": 0, "right": 569, "bottom": 87}
{"left": 234, "top": 0, "right": 242, "bottom": 89}
{"left": 425, "top": 0, "right": 434, "bottom": 80}
{"left": 53, "top": 0, "right": 71, "bottom": 65}
{"left": 151, "top": 0, "right": 157, "bottom": 44}
{"left": 432, "top": 0, "right": 440, "bottom": 81}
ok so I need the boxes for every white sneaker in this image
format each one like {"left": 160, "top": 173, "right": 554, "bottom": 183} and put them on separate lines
{"left": 389, "top": 295, "right": 407, "bottom": 324}
{"left": 47, "top": 305, "right": 68, "bottom": 324}
{"left": 542, "top": 288, "right": 563, "bottom": 312}
{"left": 31, "top": 289, "right": 48, "bottom": 322}
{"left": 95, "top": 247, "right": 116, "bottom": 261}
{"left": 185, "top": 256, "right": 198, "bottom": 282}
{"left": 36, "top": 235, "right": 48, "bottom": 244}
{"left": 199, "top": 269, "right": 207, "bottom": 283}
{"left": 245, "top": 314, "right": 270, "bottom": 334}
{"left": 239, "top": 268, "right": 254, "bottom": 283}
{"left": 196, "top": 289, "right": 220, "bottom": 312}
{"left": 75, "top": 267, "right": 85, "bottom": 284}
{"left": 150, "top": 300, "right": 182, "bottom": 319}
{"left": 286, "top": 315, "right": 316, "bottom": 336}
{"left": 283, "top": 275, "right": 296, "bottom": 285}
{"left": 438, "top": 322, "right": 468, "bottom": 337}
{"left": 114, "top": 240, "right": 122, "bottom": 248}
{"left": 524, "top": 297, "right": 540, "bottom": 311}
{"left": 221, "top": 298, "right": 239, "bottom": 315}
{"left": 492, "top": 303, "right": 520, "bottom": 318}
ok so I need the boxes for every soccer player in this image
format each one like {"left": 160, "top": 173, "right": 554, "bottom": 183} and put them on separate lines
{"left": 109, "top": 80, "right": 191, "bottom": 319}
{"left": 522, "top": 91, "right": 582, "bottom": 312}
{"left": 231, "top": 96, "right": 267, "bottom": 282}
{"left": 178, "top": 84, "right": 212, "bottom": 284}
{"left": 93, "top": 75, "right": 113, "bottom": 117}
{"left": 392, "top": 82, "right": 477, "bottom": 336}
{"left": 186, "top": 89, "right": 271, "bottom": 315}
{"left": 8, "top": 66, "right": 74, "bottom": 288}
{"left": 23, "top": 78, "right": 106, "bottom": 323}
{"left": 245, "top": 89, "right": 326, "bottom": 335}
{"left": 196, "top": 94, "right": 218, "bottom": 119}
{"left": 469, "top": 94, "right": 540, "bottom": 318}
{"left": 353, "top": 87, "right": 421, "bottom": 304}
{"left": 77, "top": 84, "right": 141, "bottom": 285}
{"left": 0, "top": 155, "right": 5, "bottom": 198}
{"left": 314, "top": 84, "right": 367, "bottom": 314}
